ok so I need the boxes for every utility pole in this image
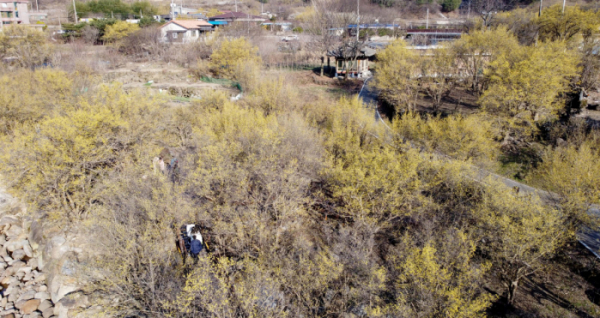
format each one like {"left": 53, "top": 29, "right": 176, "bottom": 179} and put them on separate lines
{"left": 35, "top": 0, "right": 38, "bottom": 12}
{"left": 356, "top": 0, "right": 359, "bottom": 42}
{"left": 562, "top": 0, "right": 565, "bottom": 13}
{"left": 392, "top": 17, "right": 401, "bottom": 38}
{"left": 72, "top": 0, "right": 78, "bottom": 23}
{"left": 426, "top": 8, "right": 429, "bottom": 29}
{"left": 170, "top": 0, "right": 175, "bottom": 21}
{"left": 247, "top": 12, "right": 249, "bottom": 37}
{"left": 467, "top": 2, "right": 470, "bottom": 19}
{"left": 539, "top": 0, "right": 543, "bottom": 17}
{"left": 235, "top": 0, "right": 237, "bottom": 12}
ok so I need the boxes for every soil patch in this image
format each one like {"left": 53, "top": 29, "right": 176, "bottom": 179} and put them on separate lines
{"left": 415, "top": 86, "right": 480, "bottom": 115}
{"left": 486, "top": 243, "right": 600, "bottom": 318}
{"left": 106, "top": 61, "right": 237, "bottom": 98}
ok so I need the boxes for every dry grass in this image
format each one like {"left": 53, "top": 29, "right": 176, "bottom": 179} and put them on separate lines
{"left": 53, "top": 42, "right": 124, "bottom": 73}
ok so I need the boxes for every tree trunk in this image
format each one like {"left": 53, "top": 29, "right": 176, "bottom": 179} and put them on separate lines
{"left": 434, "top": 96, "right": 441, "bottom": 113}
{"left": 507, "top": 280, "right": 519, "bottom": 304}
{"left": 471, "top": 59, "right": 479, "bottom": 94}
{"left": 344, "top": 61, "right": 349, "bottom": 80}
{"left": 320, "top": 56, "right": 324, "bottom": 77}
{"left": 329, "top": 57, "right": 334, "bottom": 76}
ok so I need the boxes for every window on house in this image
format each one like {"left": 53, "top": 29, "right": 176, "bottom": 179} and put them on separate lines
{"left": 172, "top": 33, "right": 178, "bottom": 39}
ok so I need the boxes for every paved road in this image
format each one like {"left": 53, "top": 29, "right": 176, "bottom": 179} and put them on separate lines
{"left": 357, "top": 80, "right": 600, "bottom": 258}
{"left": 359, "top": 78, "right": 378, "bottom": 107}
{"left": 359, "top": 78, "right": 383, "bottom": 122}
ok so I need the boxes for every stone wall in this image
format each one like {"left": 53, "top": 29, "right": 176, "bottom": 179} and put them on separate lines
{"left": 0, "top": 191, "right": 96, "bottom": 318}
{"left": 0, "top": 215, "right": 56, "bottom": 318}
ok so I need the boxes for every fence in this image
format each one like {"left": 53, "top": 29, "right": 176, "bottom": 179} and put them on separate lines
{"left": 264, "top": 62, "right": 323, "bottom": 72}
{"left": 200, "top": 76, "right": 242, "bottom": 92}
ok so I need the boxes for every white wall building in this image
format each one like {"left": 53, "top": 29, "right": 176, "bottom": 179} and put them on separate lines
{"left": 160, "top": 20, "right": 213, "bottom": 43}
{"left": 0, "top": 0, "right": 29, "bottom": 26}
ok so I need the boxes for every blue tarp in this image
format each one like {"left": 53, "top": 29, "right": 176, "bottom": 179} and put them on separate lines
{"left": 208, "top": 21, "right": 228, "bottom": 25}
{"left": 347, "top": 23, "right": 400, "bottom": 29}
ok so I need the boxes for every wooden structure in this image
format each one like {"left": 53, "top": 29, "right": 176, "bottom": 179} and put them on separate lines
{"left": 405, "top": 29, "right": 463, "bottom": 46}
{"left": 327, "top": 42, "right": 379, "bottom": 78}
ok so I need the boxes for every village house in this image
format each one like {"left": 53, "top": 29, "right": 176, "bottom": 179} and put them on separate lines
{"left": 261, "top": 21, "right": 292, "bottom": 32}
{"left": 208, "top": 11, "right": 266, "bottom": 23}
{"left": 327, "top": 28, "right": 344, "bottom": 36}
{"left": 172, "top": 6, "right": 197, "bottom": 17}
{"left": 327, "top": 42, "right": 380, "bottom": 78}
{"left": 208, "top": 20, "right": 227, "bottom": 28}
{"left": 405, "top": 28, "right": 463, "bottom": 46}
{"left": 28, "top": 11, "right": 47, "bottom": 23}
{"left": 154, "top": 9, "right": 206, "bottom": 23}
{"left": 347, "top": 23, "right": 400, "bottom": 37}
{"left": 187, "top": 12, "right": 207, "bottom": 20}
{"left": 0, "top": 0, "right": 29, "bottom": 26}
{"left": 160, "top": 20, "right": 213, "bottom": 43}
{"left": 154, "top": 14, "right": 171, "bottom": 22}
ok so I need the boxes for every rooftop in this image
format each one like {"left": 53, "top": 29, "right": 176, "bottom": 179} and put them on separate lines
{"left": 209, "top": 12, "right": 264, "bottom": 20}
{"left": 327, "top": 42, "right": 381, "bottom": 59}
{"left": 406, "top": 29, "right": 463, "bottom": 34}
{"left": 162, "top": 19, "right": 212, "bottom": 29}
{"left": 347, "top": 23, "right": 400, "bottom": 28}
{"left": 261, "top": 22, "right": 292, "bottom": 25}
{"left": 188, "top": 13, "right": 207, "bottom": 19}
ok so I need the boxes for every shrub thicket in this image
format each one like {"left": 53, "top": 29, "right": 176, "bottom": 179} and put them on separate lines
{"left": 2, "top": 5, "right": 600, "bottom": 317}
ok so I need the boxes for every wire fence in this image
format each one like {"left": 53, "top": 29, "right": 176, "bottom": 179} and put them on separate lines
{"left": 199, "top": 76, "right": 233, "bottom": 85}
{"left": 199, "top": 76, "right": 243, "bottom": 92}
{"left": 264, "top": 62, "right": 323, "bottom": 72}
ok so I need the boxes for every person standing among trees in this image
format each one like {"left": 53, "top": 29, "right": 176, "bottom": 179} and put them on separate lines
{"left": 169, "top": 157, "right": 179, "bottom": 183}
{"left": 184, "top": 224, "right": 206, "bottom": 262}
{"left": 189, "top": 234, "right": 203, "bottom": 263}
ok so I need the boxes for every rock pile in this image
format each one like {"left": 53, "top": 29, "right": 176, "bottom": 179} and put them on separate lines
{"left": 0, "top": 216, "right": 55, "bottom": 318}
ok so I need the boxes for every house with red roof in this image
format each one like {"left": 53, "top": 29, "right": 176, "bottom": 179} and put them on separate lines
{"left": 160, "top": 20, "right": 214, "bottom": 43}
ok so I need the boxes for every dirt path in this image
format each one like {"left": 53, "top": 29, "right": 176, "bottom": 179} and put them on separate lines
{"left": 358, "top": 82, "right": 600, "bottom": 258}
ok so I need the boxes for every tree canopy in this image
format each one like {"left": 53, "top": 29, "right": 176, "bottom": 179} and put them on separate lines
{"left": 209, "top": 37, "right": 262, "bottom": 79}
{"left": 3, "top": 4, "right": 600, "bottom": 316}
